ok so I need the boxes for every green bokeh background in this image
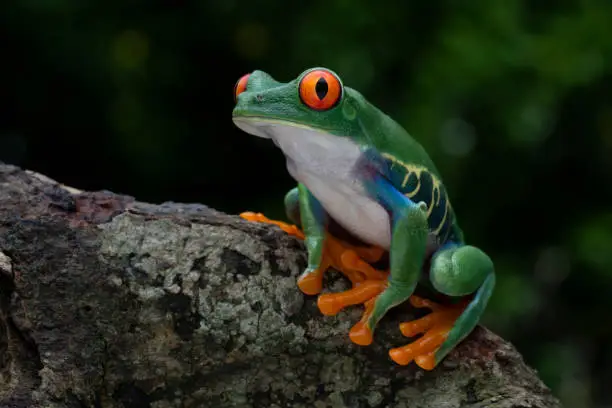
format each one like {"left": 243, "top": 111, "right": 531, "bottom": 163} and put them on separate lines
{"left": 1, "top": 2, "right": 611, "bottom": 407}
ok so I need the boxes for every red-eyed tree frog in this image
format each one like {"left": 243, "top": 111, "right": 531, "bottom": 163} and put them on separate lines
{"left": 231, "top": 67, "right": 495, "bottom": 370}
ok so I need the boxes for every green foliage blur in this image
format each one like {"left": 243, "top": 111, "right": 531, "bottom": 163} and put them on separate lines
{"left": 2, "top": 1, "right": 611, "bottom": 406}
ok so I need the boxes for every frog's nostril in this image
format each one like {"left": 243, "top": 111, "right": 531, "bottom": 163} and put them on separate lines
{"left": 256, "top": 94, "right": 264, "bottom": 102}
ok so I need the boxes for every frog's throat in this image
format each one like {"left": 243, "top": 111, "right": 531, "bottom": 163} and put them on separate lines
{"left": 232, "top": 116, "right": 336, "bottom": 140}
{"left": 232, "top": 116, "right": 360, "bottom": 167}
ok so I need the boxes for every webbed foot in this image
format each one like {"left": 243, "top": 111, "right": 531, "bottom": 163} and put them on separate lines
{"left": 300, "top": 234, "right": 387, "bottom": 293}
{"left": 388, "top": 296, "right": 468, "bottom": 370}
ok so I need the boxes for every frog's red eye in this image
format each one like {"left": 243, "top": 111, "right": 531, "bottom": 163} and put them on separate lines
{"left": 298, "top": 69, "right": 342, "bottom": 111}
{"left": 234, "top": 73, "right": 250, "bottom": 102}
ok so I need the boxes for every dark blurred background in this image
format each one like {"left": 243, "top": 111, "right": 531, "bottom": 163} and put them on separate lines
{"left": 1, "top": 2, "right": 611, "bottom": 406}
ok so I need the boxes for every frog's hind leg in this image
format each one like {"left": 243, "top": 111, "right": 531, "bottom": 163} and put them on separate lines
{"left": 317, "top": 201, "right": 429, "bottom": 347}
{"left": 241, "top": 186, "right": 387, "bottom": 295}
{"left": 389, "top": 244, "right": 495, "bottom": 370}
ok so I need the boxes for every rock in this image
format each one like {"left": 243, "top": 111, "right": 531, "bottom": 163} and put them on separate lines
{"left": 0, "top": 163, "right": 562, "bottom": 408}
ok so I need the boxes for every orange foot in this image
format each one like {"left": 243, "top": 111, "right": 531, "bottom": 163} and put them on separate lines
{"left": 317, "top": 279, "right": 391, "bottom": 347}
{"left": 298, "top": 233, "right": 388, "bottom": 295}
{"left": 388, "top": 296, "right": 468, "bottom": 370}
{"left": 240, "top": 212, "right": 305, "bottom": 239}
{"left": 240, "top": 211, "right": 388, "bottom": 295}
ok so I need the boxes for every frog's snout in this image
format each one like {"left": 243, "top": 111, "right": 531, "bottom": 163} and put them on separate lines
{"left": 235, "top": 91, "right": 264, "bottom": 106}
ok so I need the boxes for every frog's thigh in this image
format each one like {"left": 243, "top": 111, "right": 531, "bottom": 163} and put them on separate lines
{"left": 429, "top": 244, "right": 492, "bottom": 297}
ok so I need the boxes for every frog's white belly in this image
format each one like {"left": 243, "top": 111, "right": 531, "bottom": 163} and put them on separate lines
{"left": 295, "top": 170, "right": 391, "bottom": 249}
{"left": 270, "top": 124, "right": 391, "bottom": 248}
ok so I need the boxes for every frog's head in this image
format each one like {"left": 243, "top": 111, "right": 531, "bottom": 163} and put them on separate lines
{"left": 232, "top": 68, "right": 378, "bottom": 173}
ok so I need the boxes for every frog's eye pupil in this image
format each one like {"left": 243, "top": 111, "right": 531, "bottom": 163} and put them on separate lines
{"left": 299, "top": 69, "right": 342, "bottom": 111}
{"left": 315, "top": 77, "right": 328, "bottom": 100}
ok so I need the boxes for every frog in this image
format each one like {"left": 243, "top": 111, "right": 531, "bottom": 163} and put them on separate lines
{"left": 231, "top": 67, "right": 496, "bottom": 370}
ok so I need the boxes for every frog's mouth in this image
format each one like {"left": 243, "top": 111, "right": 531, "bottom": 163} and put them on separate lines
{"left": 232, "top": 116, "right": 329, "bottom": 139}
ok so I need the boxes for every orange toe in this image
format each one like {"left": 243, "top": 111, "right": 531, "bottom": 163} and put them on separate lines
{"left": 317, "top": 280, "right": 387, "bottom": 316}
{"left": 317, "top": 294, "right": 345, "bottom": 316}
{"left": 413, "top": 326, "right": 448, "bottom": 354}
{"left": 409, "top": 295, "right": 442, "bottom": 311}
{"left": 389, "top": 346, "right": 414, "bottom": 366}
{"left": 399, "top": 314, "right": 438, "bottom": 337}
{"left": 389, "top": 329, "right": 445, "bottom": 366}
{"left": 297, "top": 269, "right": 324, "bottom": 295}
{"left": 239, "top": 211, "right": 261, "bottom": 220}
{"left": 338, "top": 267, "right": 367, "bottom": 286}
{"left": 340, "top": 250, "right": 388, "bottom": 281}
{"left": 415, "top": 352, "right": 436, "bottom": 371}
{"left": 349, "top": 321, "right": 374, "bottom": 346}
{"left": 239, "top": 211, "right": 305, "bottom": 239}
{"left": 348, "top": 296, "right": 379, "bottom": 346}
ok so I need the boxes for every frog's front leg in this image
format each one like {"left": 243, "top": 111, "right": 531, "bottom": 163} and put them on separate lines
{"left": 241, "top": 185, "right": 387, "bottom": 295}
{"left": 317, "top": 171, "right": 429, "bottom": 346}
{"left": 294, "top": 184, "right": 388, "bottom": 294}
{"left": 389, "top": 245, "right": 495, "bottom": 370}
{"left": 240, "top": 187, "right": 305, "bottom": 239}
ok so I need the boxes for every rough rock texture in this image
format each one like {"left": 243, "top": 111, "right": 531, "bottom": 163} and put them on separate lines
{"left": 0, "top": 162, "right": 562, "bottom": 408}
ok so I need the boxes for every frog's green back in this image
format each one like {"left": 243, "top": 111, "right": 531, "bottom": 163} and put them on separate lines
{"left": 345, "top": 87, "right": 440, "bottom": 173}
{"left": 347, "top": 87, "right": 464, "bottom": 244}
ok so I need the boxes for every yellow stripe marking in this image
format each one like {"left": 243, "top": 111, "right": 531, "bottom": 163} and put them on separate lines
{"left": 381, "top": 153, "right": 454, "bottom": 234}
